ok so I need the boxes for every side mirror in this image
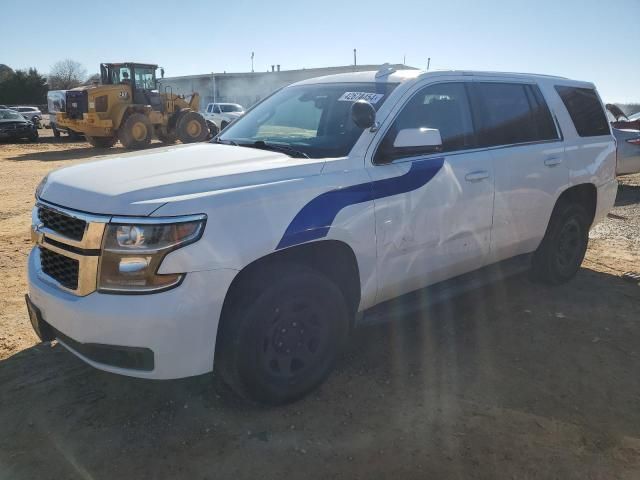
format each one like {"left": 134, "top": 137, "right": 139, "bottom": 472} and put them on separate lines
{"left": 351, "top": 100, "right": 376, "bottom": 129}
{"left": 393, "top": 128, "right": 442, "bottom": 149}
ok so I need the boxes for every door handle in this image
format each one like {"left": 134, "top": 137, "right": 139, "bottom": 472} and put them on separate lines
{"left": 544, "top": 156, "right": 562, "bottom": 167}
{"left": 465, "top": 171, "right": 489, "bottom": 182}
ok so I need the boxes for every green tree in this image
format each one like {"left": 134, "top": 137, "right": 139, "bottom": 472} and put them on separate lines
{"left": 0, "top": 67, "right": 47, "bottom": 105}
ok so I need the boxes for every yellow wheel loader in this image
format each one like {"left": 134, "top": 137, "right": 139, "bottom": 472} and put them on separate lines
{"left": 56, "top": 63, "right": 208, "bottom": 149}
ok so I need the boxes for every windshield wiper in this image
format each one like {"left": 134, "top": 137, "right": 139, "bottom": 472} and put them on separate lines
{"left": 249, "top": 140, "right": 310, "bottom": 159}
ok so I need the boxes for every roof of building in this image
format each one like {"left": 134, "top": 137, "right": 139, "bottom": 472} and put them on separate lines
{"left": 160, "top": 64, "right": 415, "bottom": 81}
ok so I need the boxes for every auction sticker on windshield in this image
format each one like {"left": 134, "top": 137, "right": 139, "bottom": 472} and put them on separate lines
{"left": 338, "top": 92, "right": 385, "bottom": 103}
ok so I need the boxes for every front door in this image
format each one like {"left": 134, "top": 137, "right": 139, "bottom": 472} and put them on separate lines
{"left": 367, "top": 81, "right": 495, "bottom": 304}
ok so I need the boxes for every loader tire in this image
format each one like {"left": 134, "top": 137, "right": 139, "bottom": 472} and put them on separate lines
{"left": 119, "top": 113, "right": 152, "bottom": 149}
{"left": 177, "top": 111, "right": 208, "bottom": 144}
{"left": 86, "top": 135, "right": 117, "bottom": 148}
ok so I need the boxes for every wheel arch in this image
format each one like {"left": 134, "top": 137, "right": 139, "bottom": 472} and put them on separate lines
{"left": 555, "top": 183, "right": 597, "bottom": 226}
{"left": 219, "top": 240, "right": 362, "bottom": 329}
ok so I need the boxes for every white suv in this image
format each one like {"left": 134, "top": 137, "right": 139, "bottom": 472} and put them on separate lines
{"left": 27, "top": 68, "right": 617, "bottom": 404}
{"left": 202, "top": 102, "right": 245, "bottom": 135}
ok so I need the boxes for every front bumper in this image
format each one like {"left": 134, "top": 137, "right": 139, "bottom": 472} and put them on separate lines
{"left": 28, "top": 248, "right": 237, "bottom": 379}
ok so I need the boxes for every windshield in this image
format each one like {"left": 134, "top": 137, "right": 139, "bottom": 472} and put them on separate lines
{"left": 218, "top": 82, "right": 396, "bottom": 158}
{"left": 220, "top": 104, "right": 243, "bottom": 113}
{"left": 0, "top": 109, "right": 25, "bottom": 121}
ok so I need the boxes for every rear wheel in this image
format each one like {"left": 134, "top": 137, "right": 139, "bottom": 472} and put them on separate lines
{"left": 86, "top": 135, "right": 117, "bottom": 148}
{"left": 177, "top": 111, "right": 208, "bottom": 144}
{"left": 215, "top": 264, "right": 350, "bottom": 405}
{"left": 119, "top": 113, "right": 152, "bottom": 149}
{"left": 531, "top": 202, "right": 590, "bottom": 284}
{"left": 28, "top": 129, "right": 39, "bottom": 142}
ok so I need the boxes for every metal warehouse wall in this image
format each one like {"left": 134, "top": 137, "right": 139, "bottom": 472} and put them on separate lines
{"left": 158, "top": 64, "right": 413, "bottom": 112}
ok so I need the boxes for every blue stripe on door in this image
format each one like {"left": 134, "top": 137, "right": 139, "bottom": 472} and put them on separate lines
{"left": 276, "top": 157, "right": 445, "bottom": 250}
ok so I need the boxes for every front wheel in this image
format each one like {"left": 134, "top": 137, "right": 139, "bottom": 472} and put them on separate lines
{"left": 119, "top": 113, "right": 152, "bottom": 149}
{"left": 531, "top": 203, "right": 590, "bottom": 284}
{"left": 215, "top": 265, "right": 350, "bottom": 405}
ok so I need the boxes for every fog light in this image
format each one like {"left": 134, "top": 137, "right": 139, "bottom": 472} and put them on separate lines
{"left": 118, "top": 257, "right": 149, "bottom": 274}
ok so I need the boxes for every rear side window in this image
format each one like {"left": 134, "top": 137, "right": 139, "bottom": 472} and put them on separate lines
{"left": 554, "top": 86, "right": 609, "bottom": 137}
{"left": 470, "top": 82, "right": 559, "bottom": 147}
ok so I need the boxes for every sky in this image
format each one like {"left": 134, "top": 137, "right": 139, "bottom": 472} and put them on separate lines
{"left": 3, "top": 0, "right": 638, "bottom": 103}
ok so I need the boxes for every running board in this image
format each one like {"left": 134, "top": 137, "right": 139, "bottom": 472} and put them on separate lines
{"left": 357, "top": 254, "right": 532, "bottom": 326}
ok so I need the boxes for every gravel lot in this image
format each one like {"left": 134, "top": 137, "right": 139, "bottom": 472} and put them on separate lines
{"left": 1, "top": 130, "right": 639, "bottom": 479}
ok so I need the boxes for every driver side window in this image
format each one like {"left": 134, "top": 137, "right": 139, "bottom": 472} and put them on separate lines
{"left": 375, "top": 82, "right": 477, "bottom": 164}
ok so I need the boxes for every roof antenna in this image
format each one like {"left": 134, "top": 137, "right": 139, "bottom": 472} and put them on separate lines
{"left": 427, "top": 57, "right": 431, "bottom": 71}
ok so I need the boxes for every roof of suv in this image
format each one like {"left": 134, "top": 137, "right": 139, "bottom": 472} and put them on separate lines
{"left": 293, "top": 68, "right": 593, "bottom": 88}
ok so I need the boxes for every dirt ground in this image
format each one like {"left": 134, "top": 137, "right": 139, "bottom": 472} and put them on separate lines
{"left": 1, "top": 130, "right": 639, "bottom": 479}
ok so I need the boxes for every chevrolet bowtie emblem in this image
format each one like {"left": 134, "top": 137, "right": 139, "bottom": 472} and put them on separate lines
{"left": 31, "top": 223, "right": 44, "bottom": 245}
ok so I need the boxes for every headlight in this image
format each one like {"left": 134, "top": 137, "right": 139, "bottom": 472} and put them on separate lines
{"left": 35, "top": 174, "right": 49, "bottom": 199}
{"left": 98, "top": 215, "right": 206, "bottom": 293}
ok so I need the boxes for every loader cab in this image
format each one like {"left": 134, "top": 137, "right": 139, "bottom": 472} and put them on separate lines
{"left": 100, "top": 63, "right": 162, "bottom": 111}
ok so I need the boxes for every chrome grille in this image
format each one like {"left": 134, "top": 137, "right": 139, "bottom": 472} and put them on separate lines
{"left": 40, "top": 248, "right": 79, "bottom": 290}
{"left": 38, "top": 206, "right": 87, "bottom": 241}
{"left": 32, "top": 201, "right": 110, "bottom": 296}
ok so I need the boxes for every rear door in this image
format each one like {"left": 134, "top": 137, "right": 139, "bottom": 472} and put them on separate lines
{"left": 367, "top": 80, "right": 495, "bottom": 303}
{"left": 468, "top": 80, "right": 568, "bottom": 261}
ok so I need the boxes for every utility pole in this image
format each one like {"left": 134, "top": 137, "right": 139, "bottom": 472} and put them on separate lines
{"left": 251, "top": 52, "right": 254, "bottom": 73}
{"left": 353, "top": 48, "right": 357, "bottom": 66}
{"left": 427, "top": 57, "right": 431, "bottom": 71}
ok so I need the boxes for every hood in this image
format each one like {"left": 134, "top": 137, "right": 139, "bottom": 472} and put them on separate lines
{"left": 39, "top": 143, "right": 325, "bottom": 216}
{"left": 606, "top": 103, "right": 628, "bottom": 121}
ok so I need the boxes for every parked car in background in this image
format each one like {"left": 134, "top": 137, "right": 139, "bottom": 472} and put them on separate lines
{"left": 202, "top": 102, "right": 245, "bottom": 135}
{"left": 605, "top": 104, "right": 640, "bottom": 175}
{"left": 0, "top": 108, "right": 39, "bottom": 142}
{"left": 11, "top": 106, "right": 43, "bottom": 128}
{"left": 629, "top": 111, "right": 640, "bottom": 122}
{"left": 27, "top": 68, "right": 617, "bottom": 404}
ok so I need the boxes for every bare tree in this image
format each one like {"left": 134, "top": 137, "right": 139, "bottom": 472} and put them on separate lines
{"left": 83, "top": 73, "right": 101, "bottom": 85}
{"left": 48, "top": 59, "right": 87, "bottom": 90}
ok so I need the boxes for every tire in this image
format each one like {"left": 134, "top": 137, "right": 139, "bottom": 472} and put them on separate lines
{"left": 215, "top": 264, "right": 350, "bottom": 405}
{"left": 177, "top": 111, "right": 208, "bottom": 144}
{"left": 118, "top": 113, "right": 152, "bottom": 149}
{"left": 52, "top": 126, "right": 61, "bottom": 138}
{"left": 28, "top": 130, "right": 39, "bottom": 142}
{"left": 531, "top": 202, "right": 590, "bottom": 284}
{"left": 206, "top": 121, "right": 219, "bottom": 138}
{"left": 86, "top": 135, "right": 117, "bottom": 148}
{"left": 220, "top": 121, "right": 229, "bottom": 131}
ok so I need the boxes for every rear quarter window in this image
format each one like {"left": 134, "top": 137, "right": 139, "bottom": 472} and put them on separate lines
{"left": 554, "top": 86, "right": 610, "bottom": 137}
{"left": 470, "top": 82, "right": 559, "bottom": 147}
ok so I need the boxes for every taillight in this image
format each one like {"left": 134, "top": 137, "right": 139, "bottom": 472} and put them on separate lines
{"left": 626, "top": 138, "right": 640, "bottom": 146}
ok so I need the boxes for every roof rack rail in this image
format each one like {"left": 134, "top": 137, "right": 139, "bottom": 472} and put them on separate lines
{"left": 375, "top": 63, "right": 396, "bottom": 78}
